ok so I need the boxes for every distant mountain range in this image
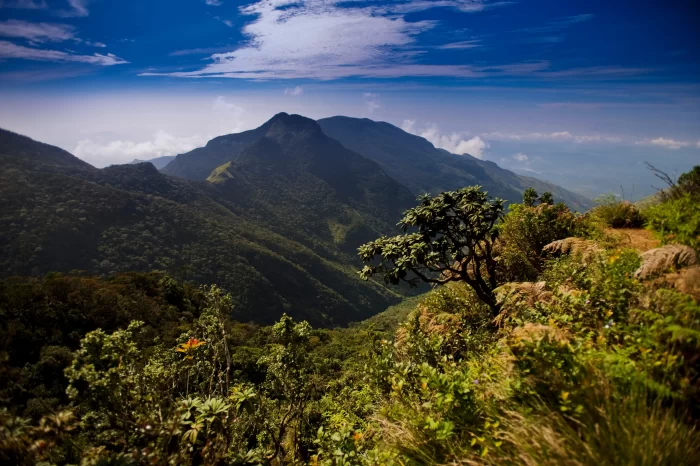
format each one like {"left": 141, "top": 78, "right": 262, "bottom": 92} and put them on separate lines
{"left": 0, "top": 112, "right": 591, "bottom": 326}
{"left": 128, "top": 155, "right": 175, "bottom": 170}
{"left": 161, "top": 114, "right": 590, "bottom": 211}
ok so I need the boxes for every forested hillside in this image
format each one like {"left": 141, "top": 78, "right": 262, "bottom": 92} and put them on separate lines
{"left": 0, "top": 128, "right": 401, "bottom": 326}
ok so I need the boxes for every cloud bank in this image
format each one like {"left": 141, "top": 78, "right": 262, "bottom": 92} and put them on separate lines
{"left": 402, "top": 120, "right": 489, "bottom": 158}
{"left": 73, "top": 131, "right": 208, "bottom": 166}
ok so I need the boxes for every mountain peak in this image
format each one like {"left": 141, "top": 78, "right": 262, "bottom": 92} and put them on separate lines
{"left": 263, "top": 112, "right": 323, "bottom": 146}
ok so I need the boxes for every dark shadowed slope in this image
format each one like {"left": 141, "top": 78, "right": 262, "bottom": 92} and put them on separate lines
{"left": 317, "top": 116, "right": 591, "bottom": 211}
{"left": 0, "top": 127, "right": 401, "bottom": 326}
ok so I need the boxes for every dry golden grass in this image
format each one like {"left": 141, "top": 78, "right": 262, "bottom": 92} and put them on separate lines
{"left": 494, "top": 282, "right": 554, "bottom": 326}
{"left": 634, "top": 244, "right": 698, "bottom": 279}
{"left": 605, "top": 227, "right": 660, "bottom": 253}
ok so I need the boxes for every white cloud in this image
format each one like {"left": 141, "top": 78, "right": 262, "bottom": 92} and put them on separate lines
{"left": 214, "top": 16, "right": 233, "bottom": 27}
{"left": 284, "top": 86, "right": 304, "bottom": 96}
{"left": 402, "top": 120, "right": 489, "bottom": 158}
{"left": 142, "top": 0, "right": 536, "bottom": 81}
{"left": 140, "top": 1, "right": 644, "bottom": 81}
{"left": 73, "top": 131, "right": 208, "bottom": 166}
{"left": 643, "top": 137, "right": 692, "bottom": 150}
{"left": 0, "top": 20, "right": 76, "bottom": 42}
{"left": 58, "top": 0, "right": 90, "bottom": 17}
{"left": 0, "top": 0, "right": 47, "bottom": 9}
{"left": 0, "top": 40, "right": 128, "bottom": 65}
{"left": 205, "top": 0, "right": 222, "bottom": 5}
{"left": 482, "top": 130, "right": 621, "bottom": 144}
{"left": 437, "top": 40, "right": 481, "bottom": 49}
{"left": 512, "top": 152, "right": 528, "bottom": 162}
{"left": 85, "top": 40, "right": 106, "bottom": 47}
{"left": 212, "top": 96, "right": 244, "bottom": 117}
{"left": 363, "top": 92, "right": 380, "bottom": 114}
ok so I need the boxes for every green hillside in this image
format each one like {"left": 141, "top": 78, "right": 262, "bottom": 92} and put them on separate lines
{"left": 317, "top": 116, "right": 591, "bottom": 211}
{"left": 0, "top": 128, "right": 400, "bottom": 326}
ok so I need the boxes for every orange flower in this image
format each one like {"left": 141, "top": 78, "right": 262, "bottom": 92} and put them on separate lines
{"left": 176, "top": 338, "right": 206, "bottom": 359}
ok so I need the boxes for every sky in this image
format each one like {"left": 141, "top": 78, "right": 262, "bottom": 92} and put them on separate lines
{"left": 0, "top": 0, "right": 698, "bottom": 198}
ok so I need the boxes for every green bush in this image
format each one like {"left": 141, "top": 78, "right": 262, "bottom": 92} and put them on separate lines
{"left": 591, "top": 194, "right": 645, "bottom": 228}
{"left": 496, "top": 202, "right": 582, "bottom": 282}
{"left": 645, "top": 193, "right": 700, "bottom": 249}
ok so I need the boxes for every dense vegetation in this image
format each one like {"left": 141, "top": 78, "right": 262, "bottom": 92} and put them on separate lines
{"left": 1, "top": 165, "right": 697, "bottom": 465}
{"left": 0, "top": 126, "right": 405, "bottom": 326}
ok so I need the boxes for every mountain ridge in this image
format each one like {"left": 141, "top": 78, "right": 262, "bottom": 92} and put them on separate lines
{"left": 0, "top": 125, "right": 403, "bottom": 326}
{"left": 161, "top": 113, "right": 591, "bottom": 210}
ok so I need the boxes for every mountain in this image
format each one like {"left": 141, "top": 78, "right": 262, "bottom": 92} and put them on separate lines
{"left": 161, "top": 125, "right": 268, "bottom": 180}
{"left": 203, "top": 113, "right": 415, "bottom": 254}
{"left": 0, "top": 127, "right": 402, "bottom": 327}
{"left": 129, "top": 155, "right": 176, "bottom": 169}
{"left": 317, "top": 116, "right": 591, "bottom": 211}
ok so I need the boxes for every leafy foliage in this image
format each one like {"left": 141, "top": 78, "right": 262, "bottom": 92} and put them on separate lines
{"left": 359, "top": 187, "right": 504, "bottom": 313}
{"left": 646, "top": 193, "right": 700, "bottom": 250}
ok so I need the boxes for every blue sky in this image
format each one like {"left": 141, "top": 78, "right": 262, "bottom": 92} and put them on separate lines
{"left": 0, "top": 0, "right": 698, "bottom": 198}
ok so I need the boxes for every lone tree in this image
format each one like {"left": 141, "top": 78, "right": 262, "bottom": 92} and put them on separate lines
{"left": 358, "top": 186, "right": 504, "bottom": 315}
{"left": 523, "top": 187, "right": 538, "bottom": 207}
{"left": 539, "top": 191, "right": 554, "bottom": 205}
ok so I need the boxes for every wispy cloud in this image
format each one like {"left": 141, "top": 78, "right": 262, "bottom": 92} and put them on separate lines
{"left": 403, "top": 119, "right": 489, "bottom": 158}
{"left": 379, "top": 1, "right": 511, "bottom": 14}
{"left": 169, "top": 46, "right": 235, "bottom": 57}
{"left": 363, "top": 92, "right": 380, "bottom": 114}
{"left": 0, "top": 0, "right": 47, "bottom": 9}
{"left": 205, "top": 0, "right": 222, "bottom": 5}
{"left": 512, "top": 152, "right": 528, "bottom": 162}
{"left": 57, "top": 0, "right": 90, "bottom": 18}
{"left": 214, "top": 16, "right": 233, "bottom": 27}
{"left": 0, "top": 40, "right": 128, "bottom": 65}
{"left": 483, "top": 130, "right": 622, "bottom": 144}
{"left": 437, "top": 40, "right": 481, "bottom": 49}
{"left": 284, "top": 86, "right": 304, "bottom": 96}
{"left": 0, "top": 20, "right": 76, "bottom": 42}
{"left": 519, "top": 13, "right": 594, "bottom": 33}
{"left": 212, "top": 95, "right": 244, "bottom": 117}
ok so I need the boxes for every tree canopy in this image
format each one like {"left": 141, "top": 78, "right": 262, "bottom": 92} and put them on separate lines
{"left": 359, "top": 186, "right": 504, "bottom": 313}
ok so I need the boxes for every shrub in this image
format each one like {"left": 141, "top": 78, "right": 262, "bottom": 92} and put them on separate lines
{"left": 591, "top": 194, "right": 645, "bottom": 228}
{"left": 496, "top": 202, "right": 581, "bottom": 282}
{"left": 645, "top": 193, "right": 700, "bottom": 250}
